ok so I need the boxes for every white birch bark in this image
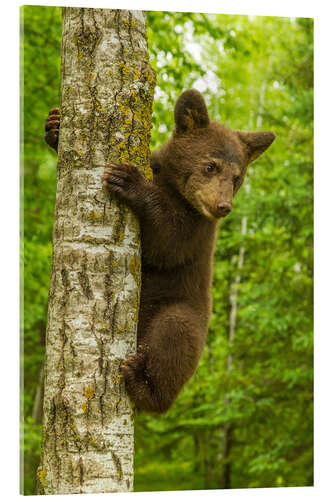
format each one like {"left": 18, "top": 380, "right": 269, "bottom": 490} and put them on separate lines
{"left": 227, "top": 69, "right": 269, "bottom": 361}
{"left": 221, "top": 65, "right": 270, "bottom": 489}
{"left": 37, "top": 7, "right": 155, "bottom": 494}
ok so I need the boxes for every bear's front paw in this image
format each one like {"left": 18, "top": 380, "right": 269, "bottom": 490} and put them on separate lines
{"left": 44, "top": 108, "right": 60, "bottom": 151}
{"left": 120, "top": 353, "right": 142, "bottom": 379}
{"left": 102, "top": 163, "right": 147, "bottom": 207}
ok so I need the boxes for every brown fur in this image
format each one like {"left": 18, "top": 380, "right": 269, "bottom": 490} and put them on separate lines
{"left": 45, "top": 89, "right": 275, "bottom": 413}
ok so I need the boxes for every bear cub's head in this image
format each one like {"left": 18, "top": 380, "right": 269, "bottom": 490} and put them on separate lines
{"left": 152, "top": 89, "right": 275, "bottom": 221}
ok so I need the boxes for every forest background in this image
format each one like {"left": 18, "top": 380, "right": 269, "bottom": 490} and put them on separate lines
{"left": 21, "top": 6, "right": 313, "bottom": 494}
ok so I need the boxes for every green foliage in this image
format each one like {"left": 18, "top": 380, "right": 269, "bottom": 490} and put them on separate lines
{"left": 21, "top": 6, "right": 61, "bottom": 494}
{"left": 22, "top": 7, "right": 313, "bottom": 494}
{"left": 138, "top": 12, "right": 313, "bottom": 492}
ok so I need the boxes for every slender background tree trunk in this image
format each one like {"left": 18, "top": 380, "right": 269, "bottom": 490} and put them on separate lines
{"left": 37, "top": 7, "right": 155, "bottom": 494}
{"left": 221, "top": 59, "right": 271, "bottom": 489}
{"left": 220, "top": 62, "right": 270, "bottom": 490}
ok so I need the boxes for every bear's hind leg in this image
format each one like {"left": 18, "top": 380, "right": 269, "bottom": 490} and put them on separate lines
{"left": 121, "top": 303, "right": 205, "bottom": 413}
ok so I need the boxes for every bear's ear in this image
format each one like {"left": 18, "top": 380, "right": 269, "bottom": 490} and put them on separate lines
{"left": 236, "top": 130, "right": 276, "bottom": 164}
{"left": 174, "top": 89, "right": 210, "bottom": 134}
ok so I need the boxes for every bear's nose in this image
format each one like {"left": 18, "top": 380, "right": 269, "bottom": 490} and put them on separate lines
{"left": 216, "top": 201, "right": 232, "bottom": 217}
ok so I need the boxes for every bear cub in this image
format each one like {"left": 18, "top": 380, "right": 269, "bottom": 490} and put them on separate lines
{"left": 44, "top": 89, "right": 275, "bottom": 413}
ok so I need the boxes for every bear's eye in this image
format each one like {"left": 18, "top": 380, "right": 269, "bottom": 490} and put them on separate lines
{"left": 206, "top": 162, "right": 217, "bottom": 173}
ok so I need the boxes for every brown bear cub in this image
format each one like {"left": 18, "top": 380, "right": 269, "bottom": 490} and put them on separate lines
{"left": 44, "top": 89, "right": 275, "bottom": 413}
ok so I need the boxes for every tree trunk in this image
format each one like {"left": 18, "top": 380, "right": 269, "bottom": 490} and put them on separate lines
{"left": 221, "top": 425, "right": 232, "bottom": 489}
{"left": 32, "top": 365, "right": 44, "bottom": 425}
{"left": 36, "top": 7, "right": 155, "bottom": 494}
{"left": 220, "top": 63, "right": 270, "bottom": 490}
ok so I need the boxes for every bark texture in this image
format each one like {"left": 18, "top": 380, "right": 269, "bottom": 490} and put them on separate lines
{"left": 37, "top": 7, "right": 155, "bottom": 494}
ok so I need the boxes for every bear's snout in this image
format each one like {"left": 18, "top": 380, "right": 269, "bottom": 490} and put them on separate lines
{"left": 216, "top": 201, "right": 232, "bottom": 217}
